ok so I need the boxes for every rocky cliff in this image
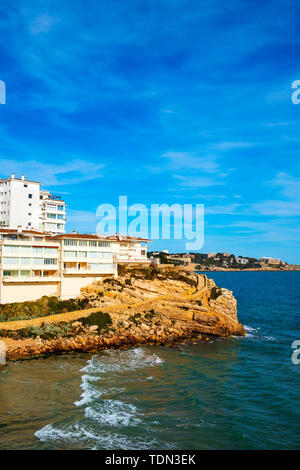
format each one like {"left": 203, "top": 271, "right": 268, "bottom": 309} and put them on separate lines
{"left": 2, "top": 266, "right": 245, "bottom": 361}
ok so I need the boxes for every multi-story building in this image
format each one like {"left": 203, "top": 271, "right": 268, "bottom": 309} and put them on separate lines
{"left": 0, "top": 229, "right": 150, "bottom": 303}
{"left": 0, "top": 173, "right": 66, "bottom": 234}
{"left": 260, "top": 257, "right": 281, "bottom": 265}
{"left": 39, "top": 190, "right": 66, "bottom": 233}
{"left": 105, "top": 234, "right": 150, "bottom": 264}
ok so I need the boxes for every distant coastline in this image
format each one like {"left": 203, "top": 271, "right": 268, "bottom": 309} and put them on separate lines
{"left": 148, "top": 251, "right": 300, "bottom": 272}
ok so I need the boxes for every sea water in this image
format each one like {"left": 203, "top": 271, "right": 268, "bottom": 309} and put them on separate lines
{"left": 0, "top": 271, "right": 299, "bottom": 449}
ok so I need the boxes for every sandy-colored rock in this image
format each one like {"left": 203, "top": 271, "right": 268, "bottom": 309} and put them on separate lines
{"left": 1, "top": 266, "right": 245, "bottom": 360}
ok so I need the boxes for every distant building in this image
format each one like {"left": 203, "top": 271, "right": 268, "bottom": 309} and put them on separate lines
{"left": 0, "top": 173, "right": 66, "bottom": 234}
{"left": 205, "top": 253, "right": 217, "bottom": 259}
{"left": 260, "top": 257, "right": 281, "bottom": 265}
{"left": 222, "top": 252, "right": 231, "bottom": 257}
{"left": 162, "top": 249, "right": 169, "bottom": 254}
{"left": 237, "top": 257, "right": 248, "bottom": 265}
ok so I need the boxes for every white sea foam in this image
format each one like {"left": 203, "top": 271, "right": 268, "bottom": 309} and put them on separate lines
{"left": 244, "top": 325, "right": 259, "bottom": 332}
{"left": 243, "top": 325, "right": 276, "bottom": 341}
{"left": 85, "top": 399, "right": 142, "bottom": 427}
{"left": 80, "top": 348, "right": 164, "bottom": 377}
{"left": 74, "top": 374, "right": 103, "bottom": 406}
{"left": 35, "top": 422, "right": 160, "bottom": 450}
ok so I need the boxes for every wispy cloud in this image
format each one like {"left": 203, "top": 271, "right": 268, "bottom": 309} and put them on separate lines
{"left": 0, "top": 158, "right": 105, "bottom": 186}
{"left": 162, "top": 151, "right": 219, "bottom": 172}
{"left": 174, "top": 174, "right": 225, "bottom": 188}
{"left": 28, "top": 14, "right": 59, "bottom": 35}
{"left": 251, "top": 171, "right": 300, "bottom": 216}
{"left": 212, "top": 141, "right": 255, "bottom": 151}
{"left": 67, "top": 209, "right": 97, "bottom": 232}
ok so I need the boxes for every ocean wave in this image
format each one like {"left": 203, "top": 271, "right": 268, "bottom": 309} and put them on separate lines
{"left": 35, "top": 422, "right": 160, "bottom": 450}
{"left": 85, "top": 399, "right": 142, "bottom": 427}
{"left": 244, "top": 325, "right": 276, "bottom": 341}
{"left": 74, "top": 374, "right": 103, "bottom": 407}
{"left": 80, "top": 348, "right": 164, "bottom": 376}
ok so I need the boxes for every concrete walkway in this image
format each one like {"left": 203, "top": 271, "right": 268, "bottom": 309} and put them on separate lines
{"left": 0, "top": 307, "right": 101, "bottom": 331}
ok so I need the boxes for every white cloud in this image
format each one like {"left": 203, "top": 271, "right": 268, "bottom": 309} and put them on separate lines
{"left": 67, "top": 209, "right": 97, "bottom": 232}
{"left": 0, "top": 158, "right": 105, "bottom": 187}
{"left": 251, "top": 200, "right": 299, "bottom": 216}
{"left": 212, "top": 141, "right": 255, "bottom": 151}
{"left": 174, "top": 174, "right": 225, "bottom": 188}
{"left": 205, "top": 203, "right": 241, "bottom": 214}
{"left": 162, "top": 151, "right": 219, "bottom": 172}
{"left": 29, "top": 14, "right": 58, "bottom": 35}
{"left": 251, "top": 171, "right": 300, "bottom": 216}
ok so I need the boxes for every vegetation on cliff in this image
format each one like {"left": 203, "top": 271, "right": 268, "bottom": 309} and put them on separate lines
{"left": 0, "top": 296, "right": 91, "bottom": 322}
{"left": 0, "top": 311, "right": 113, "bottom": 340}
{"left": 1, "top": 265, "right": 246, "bottom": 361}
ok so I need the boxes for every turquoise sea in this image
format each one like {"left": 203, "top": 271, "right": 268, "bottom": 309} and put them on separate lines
{"left": 0, "top": 271, "right": 299, "bottom": 450}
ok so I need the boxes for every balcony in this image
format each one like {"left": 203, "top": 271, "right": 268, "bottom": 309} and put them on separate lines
{"left": 63, "top": 267, "right": 117, "bottom": 275}
{"left": 115, "top": 255, "right": 150, "bottom": 264}
{"left": 2, "top": 270, "right": 60, "bottom": 282}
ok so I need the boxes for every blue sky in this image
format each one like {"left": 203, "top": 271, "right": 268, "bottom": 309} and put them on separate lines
{"left": 0, "top": 0, "right": 299, "bottom": 262}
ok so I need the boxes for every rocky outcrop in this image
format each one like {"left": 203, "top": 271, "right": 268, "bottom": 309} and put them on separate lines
{"left": 2, "top": 266, "right": 245, "bottom": 361}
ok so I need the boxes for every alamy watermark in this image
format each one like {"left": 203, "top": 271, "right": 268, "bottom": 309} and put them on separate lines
{"left": 96, "top": 196, "right": 204, "bottom": 250}
{"left": 0, "top": 340, "right": 6, "bottom": 364}
{"left": 291, "top": 340, "right": 300, "bottom": 365}
{"left": 0, "top": 80, "right": 6, "bottom": 104}
{"left": 291, "top": 80, "right": 300, "bottom": 104}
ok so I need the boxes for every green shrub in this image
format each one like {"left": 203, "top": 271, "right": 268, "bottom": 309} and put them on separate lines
{"left": 81, "top": 311, "right": 112, "bottom": 332}
{"left": 0, "top": 296, "right": 91, "bottom": 322}
{"left": 210, "top": 286, "right": 222, "bottom": 300}
{"left": 128, "top": 312, "right": 142, "bottom": 325}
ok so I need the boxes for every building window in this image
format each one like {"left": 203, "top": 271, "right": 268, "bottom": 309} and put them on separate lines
{"left": 79, "top": 240, "right": 87, "bottom": 246}
{"left": 64, "top": 239, "right": 77, "bottom": 246}
{"left": 34, "top": 258, "right": 43, "bottom": 265}
{"left": 57, "top": 205, "right": 64, "bottom": 211}
{"left": 63, "top": 250, "right": 77, "bottom": 258}
{"left": 33, "top": 247, "right": 42, "bottom": 254}
{"left": 3, "top": 245, "right": 19, "bottom": 253}
{"left": 89, "top": 241, "right": 97, "bottom": 247}
{"left": 3, "top": 270, "right": 18, "bottom": 277}
{"left": 99, "top": 241, "right": 110, "bottom": 247}
{"left": 20, "top": 258, "right": 31, "bottom": 265}
{"left": 98, "top": 252, "right": 111, "bottom": 258}
{"left": 44, "top": 247, "right": 57, "bottom": 254}
{"left": 21, "top": 246, "right": 31, "bottom": 253}
{"left": 28, "top": 222, "right": 32, "bottom": 226}
{"left": 20, "top": 270, "right": 30, "bottom": 277}
{"left": 28, "top": 194, "right": 32, "bottom": 199}
{"left": 47, "top": 213, "right": 56, "bottom": 219}
{"left": 44, "top": 258, "right": 56, "bottom": 265}
{"left": 28, "top": 213, "right": 31, "bottom": 216}
{"left": 24, "top": 184, "right": 28, "bottom": 187}
{"left": 3, "top": 257, "right": 19, "bottom": 265}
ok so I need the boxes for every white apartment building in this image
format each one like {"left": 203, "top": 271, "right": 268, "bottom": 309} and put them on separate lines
{"left": 0, "top": 173, "right": 66, "bottom": 234}
{"left": 40, "top": 190, "right": 66, "bottom": 233}
{"left": 0, "top": 229, "right": 150, "bottom": 303}
{"left": 105, "top": 234, "right": 150, "bottom": 264}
